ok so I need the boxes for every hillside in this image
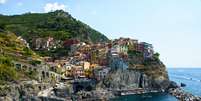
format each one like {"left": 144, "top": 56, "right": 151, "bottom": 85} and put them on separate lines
{"left": 0, "top": 31, "right": 42, "bottom": 84}
{"left": 0, "top": 11, "right": 177, "bottom": 101}
{"left": 0, "top": 10, "right": 109, "bottom": 57}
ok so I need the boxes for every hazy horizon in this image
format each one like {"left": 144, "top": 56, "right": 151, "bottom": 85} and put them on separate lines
{"left": 1, "top": 0, "right": 201, "bottom": 68}
{"left": 167, "top": 66, "right": 201, "bottom": 69}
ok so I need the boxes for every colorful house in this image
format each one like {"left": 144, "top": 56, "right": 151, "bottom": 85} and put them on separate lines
{"left": 112, "top": 38, "right": 136, "bottom": 55}
{"left": 63, "top": 39, "right": 80, "bottom": 47}
{"left": 137, "top": 42, "right": 145, "bottom": 53}
{"left": 90, "top": 63, "right": 98, "bottom": 69}
{"left": 144, "top": 44, "right": 154, "bottom": 59}
{"left": 110, "top": 44, "right": 120, "bottom": 56}
{"left": 119, "top": 43, "right": 128, "bottom": 54}
{"left": 72, "top": 66, "right": 85, "bottom": 78}
{"left": 90, "top": 50, "right": 99, "bottom": 64}
{"left": 83, "top": 61, "right": 90, "bottom": 70}
{"left": 128, "top": 39, "right": 138, "bottom": 51}
{"left": 137, "top": 42, "right": 154, "bottom": 59}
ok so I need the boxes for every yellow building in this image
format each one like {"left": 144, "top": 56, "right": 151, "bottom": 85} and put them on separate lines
{"left": 83, "top": 61, "right": 90, "bottom": 70}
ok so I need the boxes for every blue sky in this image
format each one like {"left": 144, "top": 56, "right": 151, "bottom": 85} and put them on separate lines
{"left": 1, "top": 0, "right": 201, "bottom": 67}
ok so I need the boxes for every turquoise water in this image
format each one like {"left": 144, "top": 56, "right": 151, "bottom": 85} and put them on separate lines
{"left": 111, "top": 68, "right": 201, "bottom": 101}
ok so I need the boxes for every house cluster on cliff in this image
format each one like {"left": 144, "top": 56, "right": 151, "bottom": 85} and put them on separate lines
{"left": 7, "top": 35, "right": 159, "bottom": 99}
{"left": 43, "top": 39, "right": 111, "bottom": 81}
{"left": 110, "top": 37, "right": 154, "bottom": 60}
{"left": 38, "top": 37, "right": 155, "bottom": 83}
{"left": 32, "top": 37, "right": 62, "bottom": 51}
{"left": 11, "top": 36, "right": 156, "bottom": 93}
{"left": 109, "top": 37, "right": 154, "bottom": 70}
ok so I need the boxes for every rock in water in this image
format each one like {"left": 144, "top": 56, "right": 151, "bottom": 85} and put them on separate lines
{"left": 181, "top": 83, "right": 186, "bottom": 87}
{"left": 168, "top": 81, "right": 179, "bottom": 89}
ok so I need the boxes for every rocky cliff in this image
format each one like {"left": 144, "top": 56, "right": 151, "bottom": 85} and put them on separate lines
{"left": 100, "top": 60, "right": 170, "bottom": 91}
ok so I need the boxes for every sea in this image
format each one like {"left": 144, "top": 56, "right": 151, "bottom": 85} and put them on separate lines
{"left": 111, "top": 68, "right": 201, "bottom": 101}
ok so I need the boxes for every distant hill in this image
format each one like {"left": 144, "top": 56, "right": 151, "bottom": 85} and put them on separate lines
{"left": 0, "top": 10, "right": 109, "bottom": 57}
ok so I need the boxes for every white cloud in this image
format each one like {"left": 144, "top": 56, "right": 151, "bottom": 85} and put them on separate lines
{"left": 44, "top": 2, "right": 67, "bottom": 12}
{"left": 0, "top": 0, "right": 7, "bottom": 4}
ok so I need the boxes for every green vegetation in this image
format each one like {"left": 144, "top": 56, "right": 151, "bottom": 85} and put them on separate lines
{"left": 0, "top": 10, "right": 109, "bottom": 57}
{"left": 36, "top": 47, "right": 70, "bottom": 57}
{"left": 23, "top": 47, "right": 32, "bottom": 56}
{"left": 143, "top": 52, "right": 160, "bottom": 66}
{"left": 25, "top": 70, "right": 38, "bottom": 80}
{"left": 0, "top": 55, "right": 18, "bottom": 82}
{"left": 128, "top": 50, "right": 143, "bottom": 57}
{"left": 0, "top": 32, "right": 40, "bottom": 60}
{"left": 153, "top": 52, "right": 160, "bottom": 61}
{"left": 0, "top": 32, "right": 42, "bottom": 83}
{"left": 0, "top": 10, "right": 108, "bottom": 43}
{"left": 29, "top": 60, "right": 41, "bottom": 66}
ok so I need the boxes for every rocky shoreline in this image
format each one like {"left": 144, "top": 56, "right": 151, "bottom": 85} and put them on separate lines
{"left": 1, "top": 77, "right": 200, "bottom": 101}
{"left": 168, "top": 88, "right": 201, "bottom": 101}
{"left": 166, "top": 81, "right": 201, "bottom": 101}
{"left": 76, "top": 87, "right": 201, "bottom": 101}
{"left": 73, "top": 87, "right": 188, "bottom": 100}
{"left": 1, "top": 84, "right": 201, "bottom": 101}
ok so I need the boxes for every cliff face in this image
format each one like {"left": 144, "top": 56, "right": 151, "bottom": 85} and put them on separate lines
{"left": 142, "top": 61, "right": 170, "bottom": 90}
{"left": 101, "top": 61, "right": 170, "bottom": 91}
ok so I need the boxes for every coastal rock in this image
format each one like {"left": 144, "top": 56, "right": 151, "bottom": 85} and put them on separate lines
{"left": 168, "top": 81, "right": 179, "bottom": 89}
{"left": 168, "top": 88, "right": 201, "bottom": 101}
{"left": 181, "top": 83, "right": 186, "bottom": 87}
{"left": 101, "top": 69, "right": 143, "bottom": 89}
{"left": 0, "top": 84, "right": 21, "bottom": 101}
{"left": 75, "top": 90, "right": 115, "bottom": 101}
{"left": 101, "top": 68, "right": 169, "bottom": 91}
{"left": 141, "top": 61, "right": 170, "bottom": 90}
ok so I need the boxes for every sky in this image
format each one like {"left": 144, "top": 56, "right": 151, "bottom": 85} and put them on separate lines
{"left": 0, "top": 0, "right": 201, "bottom": 68}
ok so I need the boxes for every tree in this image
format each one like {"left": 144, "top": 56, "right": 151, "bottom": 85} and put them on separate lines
{"left": 0, "top": 56, "right": 18, "bottom": 82}
{"left": 23, "top": 47, "right": 32, "bottom": 56}
{"left": 0, "top": 23, "right": 5, "bottom": 30}
{"left": 153, "top": 52, "right": 160, "bottom": 61}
